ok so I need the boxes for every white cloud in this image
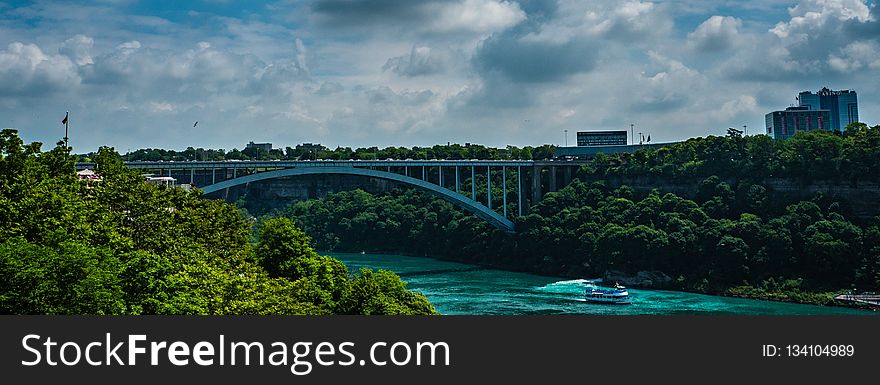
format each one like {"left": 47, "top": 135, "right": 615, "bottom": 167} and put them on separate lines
{"left": 59, "top": 35, "right": 95, "bottom": 65}
{"left": 635, "top": 51, "right": 707, "bottom": 112}
{"left": 770, "top": 0, "right": 872, "bottom": 40}
{"left": 295, "top": 38, "right": 309, "bottom": 74}
{"left": 149, "top": 101, "right": 176, "bottom": 113}
{"left": 426, "top": 0, "right": 526, "bottom": 34}
{"left": 383, "top": 46, "right": 449, "bottom": 77}
{"left": 526, "top": 0, "right": 673, "bottom": 43}
{"left": 0, "top": 42, "right": 80, "bottom": 97}
{"left": 687, "top": 16, "right": 742, "bottom": 52}
{"left": 828, "top": 40, "right": 880, "bottom": 71}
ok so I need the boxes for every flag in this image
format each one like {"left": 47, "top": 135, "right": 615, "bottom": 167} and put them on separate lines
{"left": 61, "top": 113, "right": 68, "bottom": 125}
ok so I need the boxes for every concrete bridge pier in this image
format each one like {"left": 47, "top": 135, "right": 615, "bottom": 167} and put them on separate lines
{"left": 487, "top": 166, "right": 492, "bottom": 210}
{"left": 471, "top": 167, "right": 476, "bottom": 200}
{"left": 502, "top": 166, "right": 507, "bottom": 218}
{"left": 517, "top": 166, "right": 523, "bottom": 217}
{"left": 532, "top": 165, "right": 542, "bottom": 204}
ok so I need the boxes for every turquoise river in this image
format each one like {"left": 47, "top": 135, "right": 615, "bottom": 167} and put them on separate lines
{"left": 332, "top": 252, "right": 878, "bottom": 315}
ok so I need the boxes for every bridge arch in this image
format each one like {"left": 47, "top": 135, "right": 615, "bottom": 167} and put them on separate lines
{"left": 200, "top": 166, "right": 515, "bottom": 232}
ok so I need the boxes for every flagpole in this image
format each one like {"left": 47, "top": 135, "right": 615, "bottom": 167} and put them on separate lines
{"left": 63, "top": 111, "right": 69, "bottom": 150}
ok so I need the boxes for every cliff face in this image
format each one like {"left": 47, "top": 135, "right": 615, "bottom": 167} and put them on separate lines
{"left": 763, "top": 179, "right": 880, "bottom": 218}
{"left": 582, "top": 176, "right": 880, "bottom": 219}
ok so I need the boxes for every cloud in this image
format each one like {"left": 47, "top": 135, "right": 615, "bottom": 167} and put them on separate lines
{"left": 59, "top": 35, "right": 95, "bottom": 65}
{"left": 425, "top": 0, "right": 526, "bottom": 34}
{"left": 718, "top": 0, "right": 878, "bottom": 81}
{"left": 473, "top": 30, "right": 598, "bottom": 83}
{"left": 311, "top": 0, "right": 524, "bottom": 36}
{"left": 597, "top": 1, "right": 672, "bottom": 41}
{"left": 530, "top": 0, "right": 672, "bottom": 43}
{"left": 383, "top": 46, "right": 449, "bottom": 77}
{"left": 770, "top": 0, "right": 872, "bottom": 40}
{"left": 0, "top": 42, "right": 80, "bottom": 98}
{"left": 687, "top": 16, "right": 742, "bottom": 52}
{"left": 149, "top": 101, "right": 176, "bottom": 113}
{"left": 314, "top": 81, "right": 344, "bottom": 95}
{"left": 2, "top": 0, "right": 880, "bottom": 152}
{"left": 632, "top": 51, "right": 707, "bottom": 112}
{"left": 828, "top": 40, "right": 880, "bottom": 71}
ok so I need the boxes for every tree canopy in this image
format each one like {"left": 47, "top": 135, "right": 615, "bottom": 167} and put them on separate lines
{"left": 0, "top": 129, "right": 435, "bottom": 315}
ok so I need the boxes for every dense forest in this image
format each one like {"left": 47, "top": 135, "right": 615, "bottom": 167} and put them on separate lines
{"left": 275, "top": 126, "right": 880, "bottom": 305}
{"left": 0, "top": 129, "right": 435, "bottom": 315}
{"left": 88, "top": 143, "right": 557, "bottom": 162}
{"left": 579, "top": 122, "right": 880, "bottom": 182}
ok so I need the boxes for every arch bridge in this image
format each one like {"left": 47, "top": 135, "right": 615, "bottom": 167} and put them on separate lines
{"left": 76, "top": 160, "right": 589, "bottom": 232}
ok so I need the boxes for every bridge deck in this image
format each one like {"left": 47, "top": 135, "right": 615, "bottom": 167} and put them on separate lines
{"left": 76, "top": 159, "right": 588, "bottom": 170}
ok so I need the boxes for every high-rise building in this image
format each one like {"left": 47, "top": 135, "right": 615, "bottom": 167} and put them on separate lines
{"left": 797, "top": 87, "right": 858, "bottom": 131}
{"left": 765, "top": 106, "right": 831, "bottom": 140}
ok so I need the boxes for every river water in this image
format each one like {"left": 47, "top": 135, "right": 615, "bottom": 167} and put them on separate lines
{"left": 331, "top": 252, "right": 877, "bottom": 315}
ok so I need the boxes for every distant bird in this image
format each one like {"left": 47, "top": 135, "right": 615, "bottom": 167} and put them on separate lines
{"left": 193, "top": 121, "right": 199, "bottom": 127}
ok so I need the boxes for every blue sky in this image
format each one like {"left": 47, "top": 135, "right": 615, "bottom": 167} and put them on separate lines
{"left": 1, "top": 0, "right": 878, "bottom": 152}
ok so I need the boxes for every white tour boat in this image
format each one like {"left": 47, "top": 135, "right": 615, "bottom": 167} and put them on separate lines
{"left": 585, "top": 283, "right": 632, "bottom": 304}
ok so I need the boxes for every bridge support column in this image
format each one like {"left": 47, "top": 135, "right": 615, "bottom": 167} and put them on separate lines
{"left": 518, "top": 166, "right": 523, "bottom": 217}
{"left": 405, "top": 166, "right": 408, "bottom": 177}
{"left": 532, "top": 166, "right": 541, "bottom": 204}
{"left": 471, "top": 167, "right": 476, "bottom": 200}
{"left": 502, "top": 166, "right": 507, "bottom": 218}
{"left": 422, "top": 166, "right": 426, "bottom": 181}
{"left": 439, "top": 166, "right": 443, "bottom": 188}
{"left": 550, "top": 166, "right": 557, "bottom": 192}
{"left": 190, "top": 169, "right": 194, "bottom": 185}
{"left": 233, "top": 167, "right": 236, "bottom": 179}
{"left": 487, "top": 166, "right": 492, "bottom": 210}
{"left": 455, "top": 166, "right": 460, "bottom": 193}
{"left": 212, "top": 168, "right": 216, "bottom": 184}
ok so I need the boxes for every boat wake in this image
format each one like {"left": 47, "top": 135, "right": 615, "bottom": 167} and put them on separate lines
{"left": 533, "top": 279, "right": 601, "bottom": 295}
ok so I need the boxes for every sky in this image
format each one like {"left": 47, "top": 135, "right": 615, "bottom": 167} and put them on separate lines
{"left": 0, "top": 0, "right": 878, "bottom": 152}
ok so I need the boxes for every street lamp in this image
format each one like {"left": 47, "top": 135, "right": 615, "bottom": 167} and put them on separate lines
{"left": 564, "top": 129, "right": 568, "bottom": 147}
{"left": 630, "top": 123, "right": 634, "bottom": 146}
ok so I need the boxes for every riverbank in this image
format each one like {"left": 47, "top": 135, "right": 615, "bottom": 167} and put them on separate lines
{"left": 325, "top": 248, "right": 877, "bottom": 312}
{"left": 723, "top": 286, "right": 877, "bottom": 311}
